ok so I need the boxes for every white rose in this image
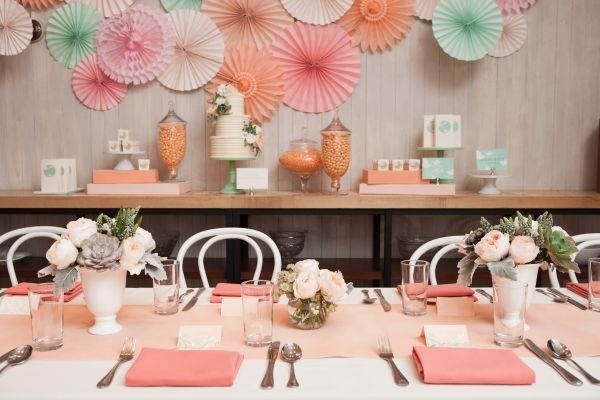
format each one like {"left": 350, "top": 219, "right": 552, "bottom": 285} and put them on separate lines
{"left": 133, "top": 227, "right": 156, "bottom": 252}
{"left": 293, "top": 259, "right": 320, "bottom": 274}
{"left": 119, "top": 237, "right": 146, "bottom": 275}
{"left": 46, "top": 238, "right": 78, "bottom": 269}
{"left": 293, "top": 271, "right": 319, "bottom": 299}
{"left": 318, "top": 269, "right": 347, "bottom": 302}
{"left": 66, "top": 217, "right": 97, "bottom": 247}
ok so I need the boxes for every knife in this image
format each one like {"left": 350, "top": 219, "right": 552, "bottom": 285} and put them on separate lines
{"left": 260, "top": 341, "right": 280, "bottom": 389}
{"left": 374, "top": 289, "right": 392, "bottom": 312}
{"left": 181, "top": 287, "right": 205, "bottom": 311}
{"left": 524, "top": 339, "right": 583, "bottom": 386}
{"left": 475, "top": 288, "right": 493, "bottom": 303}
{"left": 547, "top": 288, "right": 587, "bottom": 310}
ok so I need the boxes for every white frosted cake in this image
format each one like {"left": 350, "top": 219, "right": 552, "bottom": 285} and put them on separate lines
{"left": 210, "top": 87, "right": 256, "bottom": 160}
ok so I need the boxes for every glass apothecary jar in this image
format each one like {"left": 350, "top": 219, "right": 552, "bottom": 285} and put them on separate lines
{"left": 278, "top": 128, "right": 323, "bottom": 193}
{"left": 157, "top": 102, "right": 186, "bottom": 181}
{"left": 321, "top": 111, "right": 351, "bottom": 193}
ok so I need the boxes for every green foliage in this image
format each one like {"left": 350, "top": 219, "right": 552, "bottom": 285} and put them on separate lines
{"left": 96, "top": 206, "right": 141, "bottom": 241}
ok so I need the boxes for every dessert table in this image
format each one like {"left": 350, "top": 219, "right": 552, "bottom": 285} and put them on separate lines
{"left": 1, "top": 287, "right": 599, "bottom": 399}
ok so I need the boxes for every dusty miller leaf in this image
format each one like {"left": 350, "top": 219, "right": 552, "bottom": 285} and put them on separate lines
{"left": 457, "top": 253, "right": 478, "bottom": 286}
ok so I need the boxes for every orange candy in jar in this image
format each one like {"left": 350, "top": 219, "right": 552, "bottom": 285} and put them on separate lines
{"left": 321, "top": 111, "right": 351, "bottom": 192}
{"left": 278, "top": 128, "right": 323, "bottom": 193}
{"left": 157, "top": 102, "right": 186, "bottom": 181}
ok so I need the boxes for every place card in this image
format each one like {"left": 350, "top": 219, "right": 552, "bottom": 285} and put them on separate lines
{"left": 422, "top": 157, "right": 454, "bottom": 180}
{"left": 236, "top": 168, "right": 268, "bottom": 191}
{"left": 0, "top": 296, "right": 30, "bottom": 315}
{"left": 177, "top": 325, "right": 222, "bottom": 349}
{"left": 220, "top": 297, "right": 243, "bottom": 317}
{"left": 422, "top": 324, "right": 470, "bottom": 348}
{"left": 436, "top": 296, "right": 475, "bottom": 317}
{"left": 476, "top": 149, "right": 508, "bottom": 172}
{"left": 434, "top": 114, "right": 461, "bottom": 147}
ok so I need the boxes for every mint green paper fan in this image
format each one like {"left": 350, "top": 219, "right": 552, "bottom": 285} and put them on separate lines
{"left": 45, "top": 3, "right": 102, "bottom": 69}
{"left": 161, "top": 0, "right": 201, "bottom": 12}
{"left": 432, "top": 0, "right": 502, "bottom": 61}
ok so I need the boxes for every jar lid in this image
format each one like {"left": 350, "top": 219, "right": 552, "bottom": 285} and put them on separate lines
{"left": 290, "top": 127, "right": 318, "bottom": 151}
{"left": 159, "top": 101, "right": 186, "bottom": 125}
{"left": 321, "top": 109, "right": 350, "bottom": 134}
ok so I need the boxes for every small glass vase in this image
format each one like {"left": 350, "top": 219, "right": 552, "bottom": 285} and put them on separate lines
{"left": 287, "top": 297, "right": 328, "bottom": 329}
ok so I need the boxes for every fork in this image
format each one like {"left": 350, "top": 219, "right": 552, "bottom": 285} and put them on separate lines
{"left": 97, "top": 337, "right": 136, "bottom": 388}
{"left": 377, "top": 335, "right": 409, "bottom": 386}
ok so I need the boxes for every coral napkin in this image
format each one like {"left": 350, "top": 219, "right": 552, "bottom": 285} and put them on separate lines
{"left": 210, "top": 283, "right": 241, "bottom": 303}
{"left": 412, "top": 346, "right": 535, "bottom": 385}
{"left": 125, "top": 348, "right": 244, "bottom": 387}
{"left": 396, "top": 283, "right": 475, "bottom": 298}
{"left": 5, "top": 281, "right": 83, "bottom": 302}
{"left": 566, "top": 282, "right": 587, "bottom": 298}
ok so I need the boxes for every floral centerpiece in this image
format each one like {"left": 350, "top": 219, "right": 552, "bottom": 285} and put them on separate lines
{"left": 457, "top": 211, "right": 580, "bottom": 286}
{"left": 277, "top": 259, "right": 347, "bottom": 329}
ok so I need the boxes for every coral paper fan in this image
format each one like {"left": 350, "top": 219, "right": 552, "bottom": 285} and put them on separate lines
{"left": 495, "top": 0, "right": 535, "bottom": 14}
{"left": 201, "top": 0, "right": 293, "bottom": 50}
{"left": 97, "top": 4, "right": 176, "bottom": 85}
{"left": 157, "top": 10, "right": 224, "bottom": 92}
{"left": 432, "top": 0, "right": 503, "bottom": 61}
{"left": 487, "top": 11, "right": 527, "bottom": 58}
{"left": 336, "top": 0, "right": 416, "bottom": 54}
{"left": 415, "top": 0, "right": 438, "bottom": 21}
{"left": 270, "top": 22, "right": 361, "bottom": 113}
{"left": 208, "top": 44, "right": 284, "bottom": 123}
{"left": 0, "top": 0, "right": 32, "bottom": 56}
{"left": 18, "top": 0, "right": 61, "bottom": 12}
{"left": 64, "top": 0, "right": 136, "bottom": 18}
{"left": 72, "top": 53, "right": 127, "bottom": 111}
{"left": 280, "top": 0, "right": 353, "bottom": 25}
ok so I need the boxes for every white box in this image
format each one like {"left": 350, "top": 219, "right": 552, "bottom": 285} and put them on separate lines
{"left": 117, "top": 129, "right": 131, "bottom": 140}
{"left": 434, "top": 114, "right": 461, "bottom": 147}
{"left": 423, "top": 115, "right": 436, "bottom": 147}
{"left": 65, "top": 158, "right": 77, "bottom": 192}
{"left": 41, "top": 159, "right": 62, "bottom": 193}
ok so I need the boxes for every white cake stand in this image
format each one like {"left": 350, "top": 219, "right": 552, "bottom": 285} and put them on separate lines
{"left": 470, "top": 173, "right": 508, "bottom": 195}
{"left": 108, "top": 150, "right": 145, "bottom": 170}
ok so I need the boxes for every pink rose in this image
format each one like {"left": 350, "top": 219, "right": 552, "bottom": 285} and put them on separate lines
{"left": 474, "top": 230, "right": 510, "bottom": 262}
{"left": 293, "top": 259, "right": 320, "bottom": 274}
{"left": 293, "top": 271, "right": 319, "bottom": 299}
{"left": 46, "top": 238, "right": 78, "bottom": 269}
{"left": 66, "top": 217, "right": 97, "bottom": 247}
{"left": 508, "top": 235, "right": 539, "bottom": 264}
{"left": 318, "top": 269, "right": 347, "bottom": 302}
{"left": 119, "top": 237, "right": 146, "bottom": 275}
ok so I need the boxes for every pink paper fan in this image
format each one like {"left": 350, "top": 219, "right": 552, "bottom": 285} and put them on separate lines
{"left": 336, "top": 0, "right": 417, "bottom": 54}
{"left": 488, "top": 11, "right": 527, "bottom": 58}
{"left": 270, "top": 22, "right": 361, "bottom": 113}
{"left": 201, "top": 0, "right": 293, "bottom": 50}
{"left": 97, "top": 4, "right": 176, "bottom": 85}
{"left": 64, "top": 0, "right": 135, "bottom": 18}
{"left": 280, "top": 0, "right": 353, "bottom": 25}
{"left": 18, "top": 0, "right": 61, "bottom": 12}
{"left": 72, "top": 53, "right": 127, "bottom": 111}
{"left": 495, "top": 0, "right": 535, "bottom": 14}
{"left": 207, "top": 44, "right": 284, "bottom": 123}
{"left": 0, "top": 0, "right": 32, "bottom": 56}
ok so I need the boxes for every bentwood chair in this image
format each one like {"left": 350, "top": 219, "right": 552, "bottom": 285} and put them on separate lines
{"left": 408, "top": 235, "right": 464, "bottom": 284}
{"left": 0, "top": 226, "right": 67, "bottom": 285}
{"left": 176, "top": 227, "right": 282, "bottom": 289}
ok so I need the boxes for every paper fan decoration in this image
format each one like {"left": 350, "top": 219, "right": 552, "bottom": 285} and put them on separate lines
{"left": 201, "top": 0, "right": 293, "bottom": 50}
{"left": 415, "top": 0, "right": 438, "bottom": 20}
{"left": 157, "top": 10, "right": 224, "bottom": 92}
{"left": 487, "top": 11, "right": 526, "bottom": 57}
{"left": 161, "top": 0, "right": 200, "bottom": 12}
{"left": 18, "top": 0, "right": 61, "bottom": 12}
{"left": 280, "top": 0, "right": 353, "bottom": 25}
{"left": 0, "top": 0, "right": 32, "bottom": 56}
{"left": 72, "top": 53, "right": 127, "bottom": 111}
{"left": 208, "top": 44, "right": 284, "bottom": 123}
{"left": 335, "top": 0, "right": 416, "bottom": 54}
{"left": 271, "top": 22, "right": 360, "bottom": 113}
{"left": 45, "top": 3, "right": 103, "bottom": 69}
{"left": 432, "top": 0, "right": 503, "bottom": 61}
{"left": 64, "top": 0, "right": 135, "bottom": 18}
{"left": 495, "top": 0, "right": 535, "bottom": 14}
{"left": 97, "top": 4, "right": 176, "bottom": 85}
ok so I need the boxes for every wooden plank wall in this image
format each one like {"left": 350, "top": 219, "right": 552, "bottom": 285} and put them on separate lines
{"left": 1, "top": 0, "right": 600, "bottom": 261}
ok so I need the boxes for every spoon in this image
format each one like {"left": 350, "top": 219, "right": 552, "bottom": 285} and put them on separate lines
{"left": 0, "top": 344, "right": 33, "bottom": 375}
{"left": 547, "top": 339, "right": 600, "bottom": 384}
{"left": 535, "top": 288, "right": 567, "bottom": 303}
{"left": 280, "top": 342, "right": 302, "bottom": 388}
{"left": 361, "top": 289, "right": 377, "bottom": 304}
{"left": 178, "top": 288, "right": 194, "bottom": 303}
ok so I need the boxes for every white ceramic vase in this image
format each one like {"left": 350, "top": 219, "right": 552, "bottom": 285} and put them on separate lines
{"left": 80, "top": 267, "right": 127, "bottom": 335}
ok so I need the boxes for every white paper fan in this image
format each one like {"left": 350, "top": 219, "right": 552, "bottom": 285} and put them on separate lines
{"left": 280, "top": 0, "right": 353, "bottom": 25}
{"left": 415, "top": 0, "right": 438, "bottom": 21}
{"left": 64, "top": 0, "right": 135, "bottom": 18}
{"left": 0, "top": 0, "right": 32, "bottom": 56}
{"left": 488, "top": 11, "right": 527, "bottom": 57}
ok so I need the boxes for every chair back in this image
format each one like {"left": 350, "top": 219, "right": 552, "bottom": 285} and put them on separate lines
{"left": 408, "top": 236, "right": 464, "bottom": 285}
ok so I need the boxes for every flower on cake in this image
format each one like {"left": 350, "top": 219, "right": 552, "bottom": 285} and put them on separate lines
{"left": 242, "top": 120, "right": 263, "bottom": 156}
{"left": 207, "top": 84, "right": 233, "bottom": 125}
{"left": 457, "top": 211, "right": 580, "bottom": 286}
{"left": 38, "top": 207, "right": 166, "bottom": 291}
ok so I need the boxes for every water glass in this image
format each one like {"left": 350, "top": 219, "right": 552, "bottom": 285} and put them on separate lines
{"left": 241, "top": 279, "right": 273, "bottom": 347}
{"left": 153, "top": 259, "right": 180, "bottom": 315}
{"left": 493, "top": 280, "right": 528, "bottom": 348}
{"left": 588, "top": 258, "right": 600, "bottom": 312}
{"left": 400, "top": 260, "right": 429, "bottom": 316}
{"left": 28, "top": 282, "right": 64, "bottom": 351}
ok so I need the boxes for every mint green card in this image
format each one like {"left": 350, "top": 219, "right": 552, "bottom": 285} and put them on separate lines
{"left": 476, "top": 149, "right": 507, "bottom": 171}
{"left": 422, "top": 158, "right": 454, "bottom": 180}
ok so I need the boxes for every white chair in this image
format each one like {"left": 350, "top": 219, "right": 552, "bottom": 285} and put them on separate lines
{"left": 408, "top": 235, "right": 464, "bottom": 284}
{"left": 176, "top": 227, "right": 282, "bottom": 288}
{"left": 548, "top": 233, "right": 600, "bottom": 288}
{"left": 0, "top": 226, "right": 67, "bottom": 286}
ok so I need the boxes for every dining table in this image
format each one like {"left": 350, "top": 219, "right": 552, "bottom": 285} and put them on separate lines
{"left": 1, "top": 285, "right": 599, "bottom": 400}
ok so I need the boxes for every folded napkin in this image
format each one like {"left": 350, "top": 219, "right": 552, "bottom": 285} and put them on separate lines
{"left": 5, "top": 281, "right": 83, "bottom": 302}
{"left": 210, "top": 283, "right": 241, "bottom": 303}
{"left": 125, "top": 348, "right": 244, "bottom": 387}
{"left": 566, "top": 282, "right": 587, "bottom": 298}
{"left": 397, "top": 283, "right": 475, "bottom": 299}
{"left": 412, "top": 346, "right": 535, "bottom": 385}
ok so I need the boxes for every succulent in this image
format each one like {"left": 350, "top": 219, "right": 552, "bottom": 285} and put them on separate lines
{"left": 77, "top": 233, "right": 122, "bottom": 270}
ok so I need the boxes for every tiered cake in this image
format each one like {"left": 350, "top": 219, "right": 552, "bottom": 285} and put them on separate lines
{"left": 209, "top": 87, "right": 256, "bottom": 160}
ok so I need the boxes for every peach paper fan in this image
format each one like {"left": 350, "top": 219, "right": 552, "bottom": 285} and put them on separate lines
{"left": 495, "top": 0, "right": 535, "bottom": 14}
{"left": 0, "top": 0, "right": 32, "bottom": 56}
{"left": 336, "top": 0, "right": 416, "bottom": 54}
{"left": 415, "top": 0, "right": 438, "bottom": 21}
{"left": 487, "top": 11, "right": 527, "bottom": 58}
{"left": 280, "top": 0, "right": 353, "bottom": 25}
{"left": 201, "top": 0, "right": 293, "bottom": 50}
{"left": 72, "top": 53, "right": 127, "bottom": 111}
{"left": 18, "top": 0, "right": 61, "bottom": 12}
{"left": 64, "top": 0, "right": 135, "bottom": 18}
